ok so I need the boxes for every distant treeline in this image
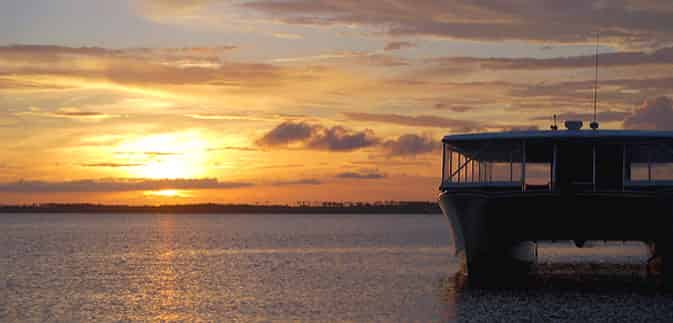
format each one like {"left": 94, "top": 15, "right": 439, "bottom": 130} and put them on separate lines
{"left": 0, "top": 201, "right": 441, "bottom": 214}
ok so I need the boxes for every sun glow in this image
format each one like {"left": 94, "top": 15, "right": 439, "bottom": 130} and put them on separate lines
{"left": 144, "top": 189, "right": 190, "bottom": 198}
{"left": 116, "top": 132, "right": 209, "bottom": 179}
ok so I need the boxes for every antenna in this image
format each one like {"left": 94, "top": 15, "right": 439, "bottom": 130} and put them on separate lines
{"left": 550, "top": 114, "right": 558, "bottom": 131}
{"left": 590, "top": 32, "right": 600, "bottom": 130}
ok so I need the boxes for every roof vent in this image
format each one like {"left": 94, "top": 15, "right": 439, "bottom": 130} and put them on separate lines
{"left": 565, "top": 120, "right": 583, "bottom": 131}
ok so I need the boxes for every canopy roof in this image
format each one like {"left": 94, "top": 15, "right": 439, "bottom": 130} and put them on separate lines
{"left": 443, "top": 130, "right": 673, "bottom": 163}
{"left": 443, "top": 130, "right": 673, "bottom": 143}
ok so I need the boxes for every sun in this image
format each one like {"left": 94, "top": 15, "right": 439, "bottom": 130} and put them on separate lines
{"left": 144, "top": 189, "right": 190, "bottom": 198}
{"left": 115, "top": 132, "right": 209, "bottom": 179}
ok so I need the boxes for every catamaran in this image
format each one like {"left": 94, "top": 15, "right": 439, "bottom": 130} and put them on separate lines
{"left": 438, "top": 120, "right": 673, "bottom": 284}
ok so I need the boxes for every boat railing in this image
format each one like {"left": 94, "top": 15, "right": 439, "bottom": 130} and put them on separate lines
{"left": 625, "top": 180, "right": 673, "bottom": 187}
{"left": 441, "top": 181, "right": 520, "bottom": 188}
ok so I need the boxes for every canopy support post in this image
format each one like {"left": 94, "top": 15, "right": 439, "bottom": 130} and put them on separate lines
{"left": 593, "top": 144, "right": 597, "bottom": 192}
{"left": 441, "top": 144, "right": 447, "bottom": 186}
{"left": 552, "top": 143, "right": 557, "bottom": 192}
{"left": 448, "top": 150, "right": 453, "bottom": 183}
{"left": 471, "top": 160, "right": 475, "bottom": 183}
{"left": 509, "top": 151, "right": 513, "bottom": 182}
{"left": 521, "top": 140, "right": 527, "bottom": 192}
{"left": 458, "top": 154, "right": 462, "bottom": 183}
{"left": 622, "top": 144, "right": 626, "bottom": 192}
{"left": 489, "top": 163, "right": 493, "bottom": 182}
{"left": 648, "top": 146, "right": 652, "bottom": 183}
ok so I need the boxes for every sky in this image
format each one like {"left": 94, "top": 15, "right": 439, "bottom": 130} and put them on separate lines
{"left": 1, "top": 0, "right": 673, "bottom": 205}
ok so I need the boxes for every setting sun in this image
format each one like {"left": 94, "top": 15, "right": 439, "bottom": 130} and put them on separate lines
{"left": 115, "top": 132, "right": 209, "bottom": 179}
{"left": 143, "top": 189, "right": 190, "bottom": 198}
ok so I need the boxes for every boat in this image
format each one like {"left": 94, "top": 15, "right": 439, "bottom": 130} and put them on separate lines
{"left": 438, "top": 121, "right": 673, "bottom": 285}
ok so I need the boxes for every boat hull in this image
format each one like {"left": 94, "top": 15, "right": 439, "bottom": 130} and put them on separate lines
{"left": 439, "top": 190, "right": 673, "bottom": 284}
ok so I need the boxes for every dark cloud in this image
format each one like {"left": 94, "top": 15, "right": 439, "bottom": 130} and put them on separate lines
{"left": 306, "top": 126, "right": 379, "bottom": 151}
{"left": 431, "top": 46, "right": 673, "bottom": 70}
{"left": 257, "top": 121, "right": 379, "bottom": 151}
{"left": 383, "top": 134, "right": 439, "bottom": 157}
{"left": 624, "top": 96, "right": 673, "bottom": 130}
{"left": 344, "top": 112, "right": 480, "bottom": 132}
{"left": 271, "top": 179, "right": 322, "bottom": 186}
{"left": 335, "top": 171, "right": 386, "bottom": 180}
{"left": 242, "top": 0, "right": 673, "bottom": 47}
{"left": 256, "top": 121, "right": 314, "bottom": 146}
{"left": 0, "top": 178, "right": 254, "bottom": 193}
{"left": 509, "top": 77, "right": 673, "bottom": 108}
{"left": 384, "top": 41, "right": 415, "bottom": 51}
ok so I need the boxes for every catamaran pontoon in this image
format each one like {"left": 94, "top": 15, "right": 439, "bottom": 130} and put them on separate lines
{"left": 438, "top": 121, "right": 673, "bottom": 284}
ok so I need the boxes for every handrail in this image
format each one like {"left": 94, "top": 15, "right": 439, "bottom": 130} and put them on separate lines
{"left": 447, "top": 141, "right": 493, "bottom": 180}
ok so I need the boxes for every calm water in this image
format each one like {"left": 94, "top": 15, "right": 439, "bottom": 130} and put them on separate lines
{"left": 1, "top": 213, "right": 672, "bottom": 322}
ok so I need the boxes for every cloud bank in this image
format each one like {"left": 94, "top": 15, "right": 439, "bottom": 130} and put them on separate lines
{"left": 241, "top": 0, "right": 673, "bottom": 47}
{"left": 624, "top": 96, "right": 673, "bottom": 130}
{"left": 335, "top": 170, "right": 387, "bottom": 180}
{"left": 256, "top": 121, "right": 380, "bottom": 151}
{"left": 383, "top": 134, "right": 439, "bottom": 157}
{"left": 344, "top": 112, "right": 480, "bottom": 132}
{"left": 257, "top": 121, "right": 445, "bottom": 158}
{"left": 0, "top": 178, "right": 254, "bottom": 193}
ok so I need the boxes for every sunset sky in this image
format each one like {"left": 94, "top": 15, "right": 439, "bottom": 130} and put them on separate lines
{"left": 1, "top": 0, "right": 673, "bottom": 204}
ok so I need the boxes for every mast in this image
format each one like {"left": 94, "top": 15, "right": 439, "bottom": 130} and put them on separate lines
{"left": 590, "top": 32, "right": 600, "bottom": 130}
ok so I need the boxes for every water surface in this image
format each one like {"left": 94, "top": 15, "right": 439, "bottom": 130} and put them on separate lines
{"left": 1, "top": 213, "right": 671, "bottom": 322}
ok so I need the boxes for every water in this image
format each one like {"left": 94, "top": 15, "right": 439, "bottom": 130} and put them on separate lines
{"left": 1, "top": 213, "right": 672, "bottom": 322}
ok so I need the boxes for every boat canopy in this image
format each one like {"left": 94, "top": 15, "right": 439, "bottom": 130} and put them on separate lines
{"left": 443, "top": 130, "right": 673, "bottom": 163}
{"left": 440, "top": 129, "right": 673, "bottom": 192}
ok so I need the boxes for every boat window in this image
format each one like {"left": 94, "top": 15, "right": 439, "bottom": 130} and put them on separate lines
{"left": 525, "top": 163, "right": 551, "bottom": 187}
{"left": 522, "top": 142, "right": 554, "bottom": 190}
{"left": 441, "top": 141, "right": 523, "bottom": 188}
{"left": 627, "top": 143, "right": 673, "bottom": 183}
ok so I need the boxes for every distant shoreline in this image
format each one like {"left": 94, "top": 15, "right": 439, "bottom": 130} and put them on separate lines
{"left": 0, "top": 202, "right": 441, "bottom": 214}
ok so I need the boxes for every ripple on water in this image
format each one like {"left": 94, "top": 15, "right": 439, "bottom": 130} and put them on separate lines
{"left": 2, "top": 214, "right": 673, "bottom": 322}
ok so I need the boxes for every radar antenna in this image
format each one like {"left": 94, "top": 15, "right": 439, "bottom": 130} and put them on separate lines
{"left": 590, "top": 32, "right": 600, "bottom": 130}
